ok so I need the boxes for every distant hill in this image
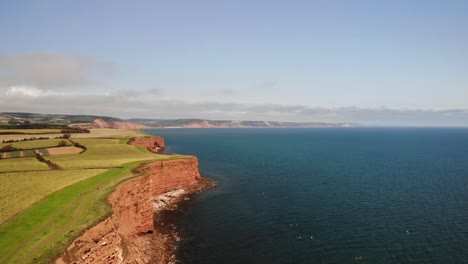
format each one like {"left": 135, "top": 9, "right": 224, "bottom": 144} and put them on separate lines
{"left": 0, "top": 112, "right": 122, "bottom": 129}
{"left": 126, "top": 118, "right": 354, "bottom": 128}
{"left": 91, "top": 118, "right": 150, "bottom": 129}
{"left": 0, "top": 112, "right": 354, "bottom": 129}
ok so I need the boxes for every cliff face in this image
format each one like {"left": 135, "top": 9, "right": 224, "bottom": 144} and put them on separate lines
{"left": 91, "top": 118, "right": 151, "bottom": 129}
{"left": 127, "top": 137, "right": 165, "bottom": 152}
{"left": 111, "top": 158, "right": 201, "bottom": 238}
{"left": 56, "top": 138, "right": 210, "bottom": 264}
{"left": 183, "top": 120, "right": 220, "bottom": 128}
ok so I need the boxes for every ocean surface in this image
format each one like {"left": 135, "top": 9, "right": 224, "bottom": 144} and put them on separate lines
{"left": 145, "top": 128, "right": 468, "bottom": 264}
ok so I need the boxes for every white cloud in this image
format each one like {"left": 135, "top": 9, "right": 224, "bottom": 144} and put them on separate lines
{"left": 6, "top": 85, "right": 44, "bottom": 97}
{"left": 3, "top": 85, "right": 64, "bottom": 97}
{"left": 0, "top": 53, "right": 113, "bottom": 90}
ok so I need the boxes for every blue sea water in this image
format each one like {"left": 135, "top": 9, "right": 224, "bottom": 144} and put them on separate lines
{"left": 145, "top": 128, "right": 468, "bottom": 264}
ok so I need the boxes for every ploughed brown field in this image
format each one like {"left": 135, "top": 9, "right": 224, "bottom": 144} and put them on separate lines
{"left": 46, "top": 146, "right": 83, "bottom": 155}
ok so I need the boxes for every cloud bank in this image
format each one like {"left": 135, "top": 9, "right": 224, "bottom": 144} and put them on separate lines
{"left": 0, "top": 52, "right": 466, "bottom": 126}
{"left": 0, "top": 53, "right": 112, "bottom": 89}
{"left": 1, "top": 88, "right": 467, "bottom": 126}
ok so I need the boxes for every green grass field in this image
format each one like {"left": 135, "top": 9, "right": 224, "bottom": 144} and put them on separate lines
{"left": 0, "top": 128, "right": 190, "bottom": 263}
{"left": 0, "top": 133, "right": 66, "bottom": 142}
{"left": 23, "top": 150, "right": 35, "bottom": 157}
{"left": 0, "top": 139, "right": 71, "bottom": 149}
{"left": 0, "top": 157, "right": 49, "bottom": 172}
{"left": 72, "top": 138, "right": 120, "bottom": 145}
{"left": 5, "top": 151, "right": 21, "bottom": 158}
{"left": 47, "top": 139, "right": 157, "bottom": 169}
{"left": 37, "top": 148, "right": 49, "bottom": 156}
{"left": 0, "top": 163, "right": 142, "bottom": 264}
{"left": 0, "top": 149, "right": 49, "bottom": 159}
{"left": 0, "top": 169, "right": 107, "bottom": 224}
{"left": 0, "top": 128, "right": 145, "bottom": 142}
{"left": 0, "top": 129, "right": 63, "bottom": 134}
{"left": 70, "top": 129, "right": 145, "bottom": 139}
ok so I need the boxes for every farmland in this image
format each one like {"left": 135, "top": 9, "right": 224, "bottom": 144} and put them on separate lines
{"left": 0, "top": 129, "right": 63, "bottom": 134}
{"left": 0, "top": 169, "right": 107, "bottom": 224}
{"left": 0, "top": 128, "right": 187, "bottom": 264}
{"left": 70, "top": 128, "right": 144, "bottom": 139}
{"left": 0, "top": 139, "right": 71, "bottom": 149}
{"left": 47, "top": 139, "right": 159, "bottom": 169}
{"left": 0, "top": 157, "right": 49, "bottom": 171}
{"left": 0, "top": 133, "right": 67, "bottom": 142}
{"left": 0, "top": 128, "right": 144, "bottom": 142}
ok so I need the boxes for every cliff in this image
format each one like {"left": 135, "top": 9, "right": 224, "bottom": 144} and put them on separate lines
{"left": 127, "top": 137, "right": 165, "bottom": 152}
{"left": 91, "top": 118, "right": 152, "bottom": 129}
{"left": 56, "top": 138, "right": 211, "bottom": 264}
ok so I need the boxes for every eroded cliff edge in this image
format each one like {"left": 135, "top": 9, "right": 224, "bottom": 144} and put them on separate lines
{"left": 91, "top": 118, "right": 152, "bottom": 129}
{"left": 56, "top": 138, "right": 211, "bottom": 264}
{"left": 127, "top": 136, "right": 165, "bottom": 153}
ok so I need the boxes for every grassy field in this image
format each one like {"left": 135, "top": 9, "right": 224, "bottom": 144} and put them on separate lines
{"left": 72, "top": 138, "right": 120, "bottom": 145}
{"left": 47, "top": 139, "right": 158, "bottom": 169}
{"left": 37, "top": 148, "right": 49, "bottom": 156}
{"left": 71, "top": 129, "right": 145, "bottom": 139}
{"left": 0, "top": 139, "right": 71, "bottom": 149}
{"left": 0, "top": 129, "right": 145, "bottom": 142}
{"left": 0, "top": 169, "right": 107, "bottom": 224}
{"left": 0, "top": 129, "right": 63, "bottom": 134}
{"left": 0, "top": 157, "right": 49, "bottom": 171}
{"left": 0, "top": 128, "right": 190, "bottom": 263}
{"left": 5, "top": 151, "right": 21, "bottom": 158}
{"left": 0, "top": 162, "right": 143, "bottom": 264}
{"left": 24, "top": 150, "right": 35, "bottom": 157}
{"left": 0, "top": 133, "right": 67, "bottom": 142}
{"left": 0, "top": 149, "right": 50, "bottom": 159}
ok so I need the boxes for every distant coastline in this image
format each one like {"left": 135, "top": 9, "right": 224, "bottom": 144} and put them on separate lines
{"left": 0, "top": 112, "right": 354, "bottom": 130}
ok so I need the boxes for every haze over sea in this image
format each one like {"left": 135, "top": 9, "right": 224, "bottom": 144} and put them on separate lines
{"left": 146, "top": 128, "right": 468, "bottom": 264}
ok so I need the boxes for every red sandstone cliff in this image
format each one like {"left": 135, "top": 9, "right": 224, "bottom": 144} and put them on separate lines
{"left": 127, "top": 137, "right": 165, "bottom": 152}
{"left": 183, "top": 120, "right": 220, "bottom": 128}
{"left": 91, "top": 119, "right": 152, "bottom": 129}
{"left": 56, "top": 138, "right": 211, "bottom": 264}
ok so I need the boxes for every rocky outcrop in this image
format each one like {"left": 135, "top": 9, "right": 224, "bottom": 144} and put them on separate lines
{"left": 91, "top": 119, "right": 152, "bottom": 129}
{"left": 56, "top": 157, "right": 211, "bottom": 264}
{"left": 127, "top": 137, "right": 165, "bottom": 152}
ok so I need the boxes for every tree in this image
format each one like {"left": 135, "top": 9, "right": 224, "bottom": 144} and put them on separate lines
{"left": 8, "top": 118, "right": 17, "bottom": 125}
{"left": 58, "top": 140, "right": 68, "bottom": 147}
{"left": 0, "top": 144, "right": 16, "bottom": 152}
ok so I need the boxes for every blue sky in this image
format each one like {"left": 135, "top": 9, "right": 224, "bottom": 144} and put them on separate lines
{"left": 0, "top": 0, "right": 467, "bottom": 125}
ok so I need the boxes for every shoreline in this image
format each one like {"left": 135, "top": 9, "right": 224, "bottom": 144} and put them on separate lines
{"left": 56, "top": 138, "right": 213, "bottom": 263}
{"left": 152, "top": 177, "right": 214, "bottom": 263}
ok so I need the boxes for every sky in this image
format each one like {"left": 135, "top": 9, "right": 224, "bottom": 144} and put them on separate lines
{"left": 0, "top": 0, "right": 467, "bottom": 126}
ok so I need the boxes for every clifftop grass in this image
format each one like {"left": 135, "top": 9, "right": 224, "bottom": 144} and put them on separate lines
{"left": 0, "top": 129, "right": 190, "bottom": 264}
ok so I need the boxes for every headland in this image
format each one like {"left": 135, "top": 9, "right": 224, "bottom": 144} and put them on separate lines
{"left": 57, "top": 153, "right": 212, "bottom": 264}
{"left": 0, "top": 127, "right": 212, "bottom": 264}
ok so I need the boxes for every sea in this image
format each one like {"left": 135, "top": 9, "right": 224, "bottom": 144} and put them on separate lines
{"left": 145, "top": 128, "right": 468, "bottom": 264}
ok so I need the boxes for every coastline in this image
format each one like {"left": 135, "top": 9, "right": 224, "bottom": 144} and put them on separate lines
{"left": 56, "top": 138, "right": 213, "bottom": 264}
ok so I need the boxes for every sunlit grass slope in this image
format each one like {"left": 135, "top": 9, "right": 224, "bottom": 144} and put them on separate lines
{"left": 0, "top": 169, "right": 107, "bottom": 224}
{"left": 47, "top": 138, "right": 157, "bottom": 169}
{"left": 0, "top": 157, "right": 49, "bottom": 172}
{"left": 0, "top": 139, "right": 71, "bottom": 149}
